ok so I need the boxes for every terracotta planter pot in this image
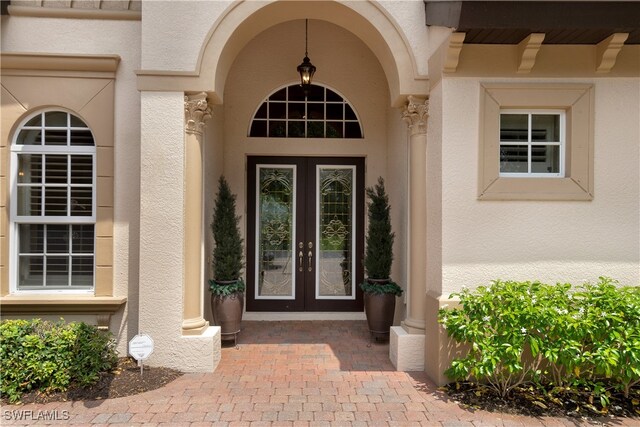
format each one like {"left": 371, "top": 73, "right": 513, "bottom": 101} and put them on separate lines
{"left": 211, "top": 291, "right": 244, "bottom": 339}
{"left": 363, "top": 291, "right": 396, "bottom": 340}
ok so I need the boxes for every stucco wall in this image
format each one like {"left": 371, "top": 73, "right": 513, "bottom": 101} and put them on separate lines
{"left": 377, "top": 0, "right": 429, "bottom": 76}
{"left": 1, "top": 15, "right": 141, "bottom": 354}
{"left": 141, "top": 0, "right": 231, "bottom": 71}
{"left": 440, "top": 77, "right": 640, "bottom": 296}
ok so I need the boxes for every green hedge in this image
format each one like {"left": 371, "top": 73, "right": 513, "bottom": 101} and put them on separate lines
{"left": 439, "top": 277, "right": 640, "bottom": 404}
{"left": 0, "top": 319, "right": 118, "bottom": 403}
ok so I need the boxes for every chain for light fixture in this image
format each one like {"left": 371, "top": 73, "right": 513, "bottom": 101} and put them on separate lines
{"left": 304, "top": 19, "right": 309, "bottom": 57}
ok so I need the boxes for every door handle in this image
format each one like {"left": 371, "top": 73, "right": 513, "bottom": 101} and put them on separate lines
{"left": 308, "top": 250, "right": 313, "bottom": 272}
{"left": 298, "top": 251, "right": 304, "bottom": 272}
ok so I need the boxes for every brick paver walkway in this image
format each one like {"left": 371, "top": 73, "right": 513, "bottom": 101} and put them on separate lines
{"left": 2, "top": 321, "right": 637, "bottom": 426}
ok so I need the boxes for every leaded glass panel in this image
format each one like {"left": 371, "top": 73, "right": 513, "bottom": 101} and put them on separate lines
{"left": 257, "top": 167, "right": 295, "bottom": 298}
{"left": 317, "top": 167, "right": 354, "bottom": 299}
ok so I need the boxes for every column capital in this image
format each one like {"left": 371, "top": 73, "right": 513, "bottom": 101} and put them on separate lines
{"left": 402, "top": 95, "right": 429, "bottom": 136}
{"left": 184, "top": 92, "right": 212, "bottom": 136}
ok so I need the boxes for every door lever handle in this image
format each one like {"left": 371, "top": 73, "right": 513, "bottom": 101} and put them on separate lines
{"left": 308, "top": 250, "right": 313, "bottom": 272}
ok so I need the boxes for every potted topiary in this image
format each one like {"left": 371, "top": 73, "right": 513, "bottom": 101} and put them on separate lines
{"left": 209, "top": 176, "right": 245, "bottom": 342}
{"left": 360, "top": 177, "right": 403, "bottom": 340}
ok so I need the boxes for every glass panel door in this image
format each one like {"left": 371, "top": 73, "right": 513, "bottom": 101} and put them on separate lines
{"left": 247, "top": 157, "right": 364, "bottom": 312}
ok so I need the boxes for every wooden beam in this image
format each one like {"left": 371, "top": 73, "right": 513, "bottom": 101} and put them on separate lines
{"left": 596, "top": 33, "right": 629, "bottom": 73}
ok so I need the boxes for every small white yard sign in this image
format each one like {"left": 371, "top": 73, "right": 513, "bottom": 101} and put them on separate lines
{"left": 129, "top": 334, "right": 154, "bottom": 375}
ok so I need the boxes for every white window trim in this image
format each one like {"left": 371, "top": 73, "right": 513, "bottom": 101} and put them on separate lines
{"left": 499, "top": 109, "right": 566, "bottom": 178}
{"left": 9, "top": 109, "right": 96, "bottom": 295}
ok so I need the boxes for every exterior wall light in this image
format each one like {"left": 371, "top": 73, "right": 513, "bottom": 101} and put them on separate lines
{"left": 297, "top": 19, "right": 316, "bottom": 95}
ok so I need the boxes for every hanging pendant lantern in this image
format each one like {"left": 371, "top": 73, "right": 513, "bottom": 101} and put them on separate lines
{"left": 297, "top": 19, "right": 316, "bottom": 94}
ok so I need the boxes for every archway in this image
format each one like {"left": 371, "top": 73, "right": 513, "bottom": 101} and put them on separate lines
{"left": 136, "top": 0, "right": 430, "bottom": 372}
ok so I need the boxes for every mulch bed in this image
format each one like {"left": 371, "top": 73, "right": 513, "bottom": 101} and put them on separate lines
{"left": 10, "top": 358, "right": 183, "bottom": 405}
{"left": 444, "top": 381, "right": 640, "bottom": 421}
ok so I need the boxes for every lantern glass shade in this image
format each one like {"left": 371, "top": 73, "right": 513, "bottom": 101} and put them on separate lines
{"left": 297, "top": 56, "right": 316, "bottom": 87}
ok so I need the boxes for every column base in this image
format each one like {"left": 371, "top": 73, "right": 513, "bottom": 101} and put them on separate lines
{"left": 167, "top": 325, "right": 222, "bottom": 372}
{"left": 401, "top": 318, "right": 425, "bottom": 334}
{"left": 389, "top": 326, "right": 425, "bottom": 371}
{"left": 182, "top": 317, "right": 209, "bottom": 335}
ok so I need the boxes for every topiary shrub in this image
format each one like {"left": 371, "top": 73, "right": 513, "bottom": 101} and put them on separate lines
{"left": 363, "top": 176, "right": 394, "bottom": 280}
{"left": 209, "top": 176, "right": 245, "bottom": 296}
{"left": 0, "top": 319, "right": 117, "bottom": 403}
{"left": 359, "top": 176, "right": 402, "bottom": 296}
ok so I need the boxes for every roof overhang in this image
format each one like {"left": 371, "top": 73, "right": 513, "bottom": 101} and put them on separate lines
{"left": 424, "top": 1, "right": 640, "bottom": 44}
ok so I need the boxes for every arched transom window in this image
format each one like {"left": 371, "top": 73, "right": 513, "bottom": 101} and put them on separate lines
{"left": 11, "top": 110, "right": 96, "bottom": 292}
{"left": 249, "top": 84, "right": 363, "bottom": 139}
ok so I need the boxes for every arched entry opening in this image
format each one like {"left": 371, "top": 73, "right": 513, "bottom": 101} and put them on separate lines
{"left": 203, "top": 15, "right": 406, "bottom": 317}
{"left": 136, "top": 0, "right": 429, "bottom": 371}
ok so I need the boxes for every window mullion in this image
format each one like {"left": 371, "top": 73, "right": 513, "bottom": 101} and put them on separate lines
{"left": 527, "top": 114, "right": 533, "bottom": 175}
{"left": 41, "top": 155, "right": 46, "bottom": 216}
{"left": 68, "top": 224, "right": 72, "bottom": 288}
{"left": 40, "top": 113, "right": 45, "bottom": 145}
{"left": 66, "top": 154, "right": 70, "bottom": 217}
{"left": 43, "top": 224, "right": 48, "bottom": 288}
{"left": 285, "top": 96, "right": 289, "bottom": 138}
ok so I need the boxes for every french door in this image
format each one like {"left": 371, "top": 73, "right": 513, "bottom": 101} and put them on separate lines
{"left": 246, "top": 156, "right": 364, "bottom": 311}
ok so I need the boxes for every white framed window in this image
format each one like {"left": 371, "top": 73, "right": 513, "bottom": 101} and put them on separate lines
{"left": 10, "top": 110, "right": 96, "bottom": 293}
{"left": 479, "top": 83, "right": 594, "bottom": 201}
{"left": 499, "top": 110, "right": 565, "bottom": 177}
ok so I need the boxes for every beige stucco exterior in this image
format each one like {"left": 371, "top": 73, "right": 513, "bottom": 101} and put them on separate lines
{"left": 437, "top": 77, "right": 639, "bottom": 297}
{"left": 1, "top": 0, "right": 639, "bottom": 385}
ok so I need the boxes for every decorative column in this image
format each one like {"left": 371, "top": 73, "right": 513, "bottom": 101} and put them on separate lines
{"left": 401, "top": 95, "right": 429, "bottom": 334}
{"left": 182, "top": 92, "right": 211, "bottom": 335}
{"left": 390, "top": 96, "right": 429, "bottom": 371}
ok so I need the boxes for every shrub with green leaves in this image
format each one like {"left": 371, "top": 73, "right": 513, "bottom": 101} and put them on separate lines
{"left": 438, "top": 277, "right": 640, "bottom": 402}
{"left": 0, "top": 319, "right": 117, "bottom": 403}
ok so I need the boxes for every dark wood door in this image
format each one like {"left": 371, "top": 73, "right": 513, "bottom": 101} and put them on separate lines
{"left": 246, "top": 156, "right": 364, "bottom": 311}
